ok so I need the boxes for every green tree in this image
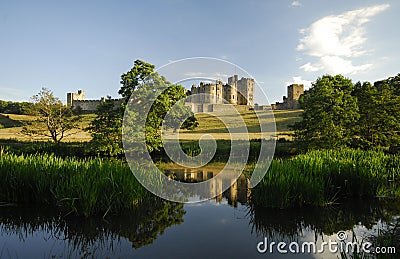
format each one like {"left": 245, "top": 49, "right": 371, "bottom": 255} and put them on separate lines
{"left": 89, "top": 59, "right": 198, "bottom": 156}
{"left": 119, "top": 60, "right": 155, "bottom": 99}
{"left": 22, "top": 88, "right": 80, "bottom": 143}
{"left": 354, "top": 75, "right": 400, "bottom": 149}
{"left": 87, "top": 97, "right": 123, "bottom": 156}
{"left": 353, "top": 81, "right": 380, "bottom": 148}
{"left": 293, "top": 75, "right": 359, "bottom": 150}
{"left": 123, "top": 72, "right": 197, "bottom": 153}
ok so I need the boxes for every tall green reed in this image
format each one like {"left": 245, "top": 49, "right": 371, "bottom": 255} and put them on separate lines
{"left": 0, "top": 151, "right": 150, "bottom": 217}
{"left": 252, "top": 149, "right": 400, "bottom": 208}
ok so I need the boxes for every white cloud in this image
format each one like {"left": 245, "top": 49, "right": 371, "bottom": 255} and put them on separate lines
{"left": 285, "top": 76, "right": 313, "bottom": 88}
{"left": 297, "top": 4, "right": 389, "bottom": 74}
{"left": 320, "top": 56, "right": 372, "bottom": 74}
{"left": 291, "top": 1, "right": 302, "bottom": 7}
{"left": 300, "top": 62, "right": 321, "bottom": 72}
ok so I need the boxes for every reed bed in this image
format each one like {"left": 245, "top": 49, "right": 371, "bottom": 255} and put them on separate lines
{"left": 252, "top": 149, "right": 400, "bottom": 208}
{"left": 0, "top": 150, "right": 149, "bottom": 217}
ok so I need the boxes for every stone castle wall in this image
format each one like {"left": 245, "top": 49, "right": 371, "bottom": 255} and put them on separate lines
{"left": 184, "top": 103, "right": 251, "bottom": 113}
{"left": 67, "top": 90, "right": 123, "bottom": 113}
{"left": 71, "top": 99, "right": 123, "bottom": 113}
{"left": 67, "top": 90, "right": 85, "bottom": 106}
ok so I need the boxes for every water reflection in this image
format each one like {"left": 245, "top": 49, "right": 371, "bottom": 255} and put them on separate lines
{"left": 0, "top": 197, "right": 184, "bottom": 258}
{"left": 248, "top": 199, "right": 400, "bottom": 242}
{"left": 0, "top": 171, "right": 399, "bottom": 258}
{"left": 163, "top": 166, "right": 250, "bottom": 205}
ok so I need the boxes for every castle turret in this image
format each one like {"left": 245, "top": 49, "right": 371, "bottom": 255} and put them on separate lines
{"left": 226, "top": 75, "right": 239, "bottom": 104}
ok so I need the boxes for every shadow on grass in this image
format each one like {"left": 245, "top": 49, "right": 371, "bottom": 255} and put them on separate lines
{"left": 0, "top": 114, "right": 23, "bottom": 128}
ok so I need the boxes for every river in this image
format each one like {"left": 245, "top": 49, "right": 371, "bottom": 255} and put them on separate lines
{"left": 0, "top": 169, "right": 398, "bottom": 258}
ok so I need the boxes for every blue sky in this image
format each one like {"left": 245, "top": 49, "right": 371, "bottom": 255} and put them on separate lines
{"left": 0, "top": 0, "right": 398, "bottom": 104}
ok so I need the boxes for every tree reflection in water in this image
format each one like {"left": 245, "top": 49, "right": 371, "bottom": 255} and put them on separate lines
{"left": 248, "top": 199, "right": 400, "bottom": 242}
{"left": 1, "top": 172, "right": 399, "bottom": 258}
{"left": 0, "top": 196, "right": 185, "bottom": 257}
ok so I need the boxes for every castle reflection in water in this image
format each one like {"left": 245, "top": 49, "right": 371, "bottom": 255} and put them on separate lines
{"left": 164, "top": 167, "right": 250, "bottom": 207}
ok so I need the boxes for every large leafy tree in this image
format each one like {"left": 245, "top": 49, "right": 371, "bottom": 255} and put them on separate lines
{"left": 89, "top": 59, "right": 197, "bottom": 156}
{"left": 293, "top": 75, "right": 359, "bottom": 150}
{"left": 119, "top": 60, "right": 155, "bottom": 99}
{"left": 354, "top": 75, "right": 400, "bottom": 149}
{"left": 22, "top": 88, "right": 80, "bottom": 143}
{"left": 123, "top": 72, "right": 197, "bottom": 153}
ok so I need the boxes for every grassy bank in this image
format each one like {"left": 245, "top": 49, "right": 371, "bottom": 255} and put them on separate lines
{"left": 1, "top": 110, "right": 303, "bottom": 142}
{"left": 2, "top": 147, "right": 398, "bottom": 215}
{"left": 0, "top": 149, "right": 149, "bottom": 217}
{"left": 251, "top": 149, "right": 400, "bottom": 208}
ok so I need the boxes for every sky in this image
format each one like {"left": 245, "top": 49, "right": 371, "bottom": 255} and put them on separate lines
{"left": 0, "top": 0, "right": 399, "bottom": 104}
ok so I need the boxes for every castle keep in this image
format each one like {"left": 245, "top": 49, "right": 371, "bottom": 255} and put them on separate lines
{"left": 187, "top": 75, "right": 254, "bottom": 106}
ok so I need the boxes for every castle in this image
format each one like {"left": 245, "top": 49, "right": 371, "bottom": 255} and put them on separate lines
{"left": 187, "top": 75, "right": 254, "bottom": 106}
{"left": 66, "top": 90, "right": 123, "bottom": 113}
{"left": 67, "top": 75, "right": 255, "bottom": 113}
{"left": 271, "top": 84, "right": 304, "bottom": 110}
{"left": 185, "top": 75, "right": 255, "bottom": 112}
{"left": 66, "top": 77, "right": 303, "bottom": 113}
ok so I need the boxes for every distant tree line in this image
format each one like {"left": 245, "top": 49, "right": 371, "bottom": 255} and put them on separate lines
{"left": 293, "top": 74, "right": 400, "bottom": 151}
{"left": 0, "top": 100, "right": 35, "bottom": 115}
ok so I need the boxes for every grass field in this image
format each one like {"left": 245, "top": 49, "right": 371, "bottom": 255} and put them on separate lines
{"left": 0, "top": 113, "right": 94, "bottom": 142}
{"left": 166, "top": 109, "right": 302, "bottom": 141}
{"left": 0, "top": 109, "right": 302, "bottom": 142}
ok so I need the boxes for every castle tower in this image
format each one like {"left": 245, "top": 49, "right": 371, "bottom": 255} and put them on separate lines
{"left": 190, "top": 84, "right": 199, "bottom": 103}
{"left": 237, "top": 77, "right": 254, "bottom": 106}
{"left": 215, "top": 80, "right": 223, "bottom": 104}
{"left": 287, "top": 84, "right": 304, "bottom": 109}
{"left": 287, "top": 84, "right": 304, "bottom": 101}
{"left": 226, "top": 75, "right": 238, "bottom": 104}
{"left": 66, "top": 90, "right": 85, "bottom": 106}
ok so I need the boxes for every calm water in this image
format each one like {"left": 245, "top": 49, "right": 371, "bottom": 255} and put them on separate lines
{"left": 1, "top": 170, "right": 399, "bottom": 258}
